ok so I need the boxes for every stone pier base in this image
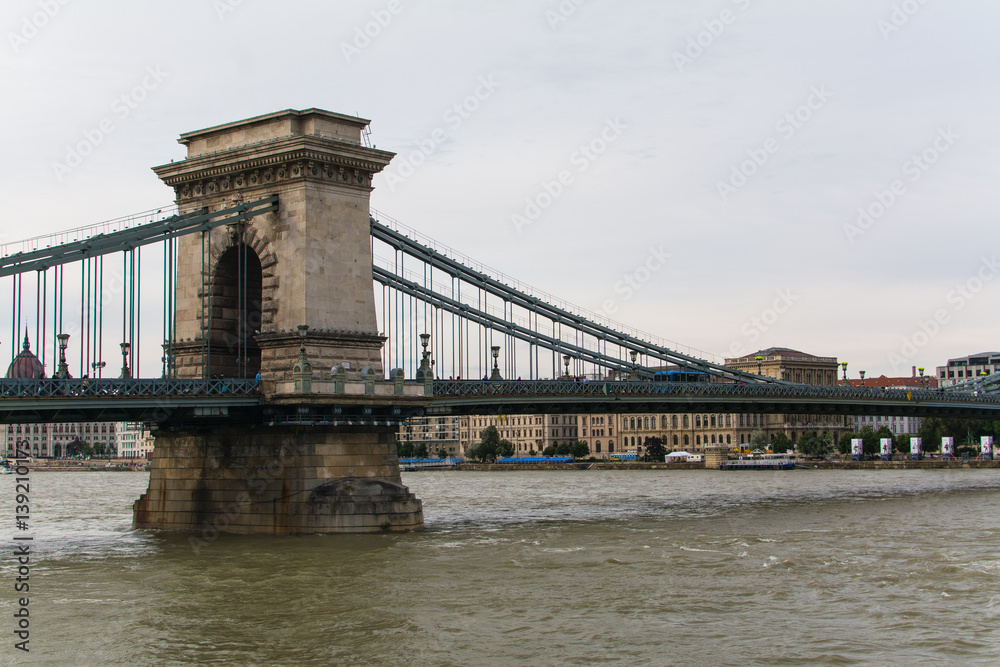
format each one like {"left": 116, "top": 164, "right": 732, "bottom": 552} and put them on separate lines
{"left": 133, "top": 425, "right": 423, "bottom": 534}
{"left": 704, "top": 445, "right": 728, "bottom": 469}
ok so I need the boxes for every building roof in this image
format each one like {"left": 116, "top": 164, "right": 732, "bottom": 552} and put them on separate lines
{"left": 729, "top": 347, "right": 831, "bottom": 362}
{"left": 942, "top": 352, "right": 1000, "bottom": 365}
{"left": 5, "top": 332, "right": 45, "bottom": 379}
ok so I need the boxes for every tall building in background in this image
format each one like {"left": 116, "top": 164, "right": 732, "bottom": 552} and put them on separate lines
{"left": 724, "top": 348, "right": 850, "bottom": 447}
{"left": 848, "top": 372, "right": 937, "bottom": 435}
{"left": 936, "top": 352, "right": 1000, "bottom": 387}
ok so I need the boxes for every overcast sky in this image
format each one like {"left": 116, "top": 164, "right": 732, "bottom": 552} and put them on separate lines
{"left": 2, "top": 0, "right": 998, "bottom": 378}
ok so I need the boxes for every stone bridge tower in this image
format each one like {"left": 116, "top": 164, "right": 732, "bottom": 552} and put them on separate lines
{"left": 134, "top": 109, "right": 427, "bottom": 535}
{"left": 153, "top": 108, "right": 392, "bottom": 385}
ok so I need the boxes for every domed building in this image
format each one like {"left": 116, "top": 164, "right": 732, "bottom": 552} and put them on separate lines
{"left": 5, "top": 332, "right": 45, "bottom": 379}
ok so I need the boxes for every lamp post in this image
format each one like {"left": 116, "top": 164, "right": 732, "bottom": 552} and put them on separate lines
{"left": 119, "top": 342, "right": 131, "bottom": 379}
{"left": 841, "top": 361, "right": 848, "bottom": 384}
{"left": 91, "top": 361, "right": 105, "bottom": 379}
{"left": 918, "top": 367, "right": 925, "bottom": 389}
{"left": 55, "top": 333, "right": 70, "bottom": 379}
{"left": 629, "top": 350, "right": 638, "bottom": 381}
{"left": 860, "top": 370, "right": 865, "bottom": 388}
{"left": 418, "top": 333, "right": 432, "bottom": 379}
{"left": 490, "top": 345, "right": 502, "bottom": 380}
{"left": 755, "top": 355, "right": 764, "bottom": 377}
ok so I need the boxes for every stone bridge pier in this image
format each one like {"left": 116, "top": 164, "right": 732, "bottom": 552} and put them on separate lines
{"left": 133, "top": 108, "right": 428, "bottom": 534}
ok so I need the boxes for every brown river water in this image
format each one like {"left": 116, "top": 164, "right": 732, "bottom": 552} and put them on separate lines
{"left": 1, "top": 468, "right": 999, "bottom": 666}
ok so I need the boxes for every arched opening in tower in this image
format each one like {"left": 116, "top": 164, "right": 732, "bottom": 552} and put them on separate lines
{"left": 208, "top": 243, "right": 263, "bottom": 379}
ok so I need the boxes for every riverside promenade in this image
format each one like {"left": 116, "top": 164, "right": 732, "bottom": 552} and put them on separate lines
{"left": 441, "top": 459, "right": 1000, "bottom": 472}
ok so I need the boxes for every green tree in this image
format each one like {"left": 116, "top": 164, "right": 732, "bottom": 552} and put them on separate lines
{"left": 436, "top": 447, "right": 449, "bottom": 459}
{"left": 469, "top": 425, "right": 502, "bottom": 462}
{"left": 555, "top": 442, "right": 573, "bottom": 456}
{"left": 570, "top": 440, "right": 590, "bottom": 459}
{"left": 894, "top": 432, "right": 912, "bottom": 454}
{"left": 414, "top": 442, "right": 429, "bottom": 458}
{"left": 798, "top": 431, "right": 833, "bottom": 458}
{"left": 397, "top": 441, "right": 414, "bottom": 458}
{"left": 643, "top": 436, "right": 666, "bottom": 461}
{"left": 749, "top": 430, "right": 769, "bottom": 451}
{"left": 771, "top": 432, "right": 792, "bottom": 454}
{"left": 837, "top": 432, "right": 854, "bottom": 455}
{"left": 542, "top": 444, "right": 557, "bottom": 457}
{"left": 498, "top": 439, "right": 515, "bottom": 458}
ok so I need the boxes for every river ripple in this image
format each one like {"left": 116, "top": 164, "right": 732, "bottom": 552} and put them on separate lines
{"left": 2, "top": 469, "right": 999, "bottom": 665}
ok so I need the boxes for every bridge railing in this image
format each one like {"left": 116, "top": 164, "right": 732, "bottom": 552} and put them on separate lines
{"left": 0, "top": 378, "right": 260, "bottom": 398}
{"left": 430, "top": 380, "right": 998, "bottom": 404}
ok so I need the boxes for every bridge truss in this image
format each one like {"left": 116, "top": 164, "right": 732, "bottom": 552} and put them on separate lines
{"left": 1, "top": 196, "right": 997, "bottom": 428}
{"left": 370, "top": 211, "right": 776, "bottom": 385}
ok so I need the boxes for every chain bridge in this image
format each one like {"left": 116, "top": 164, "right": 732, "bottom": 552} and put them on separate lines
{"left": 2, "top": 109, "right": 997, "bottom": 535}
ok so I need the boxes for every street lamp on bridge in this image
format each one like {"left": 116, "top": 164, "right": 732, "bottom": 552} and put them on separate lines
{"left": 754, "top": 355, "right": 763, "bottom": 377}
{"left": 562, "top": 354, "right": 571, "bottom": 379}
{"left": 119, "top": 342, "right": 131, "bottom": 379}
{"left": 418, "top": 333, "right": 434, "bottom": 379}
{"left": 55, "top": 333, "right": 70, "bottom": 379}
{"left": 92, "top": 361, "right": 106, "bottom": 379}
{"left": 918, "top": 367, "right": 925, "bottom": 389}
{"left": 840, "top": 361, "right": 848, "bottom": 384}
{"left": 629, "top": 350, "right": 638, "bottom": 381}
{"left": 859, "top": 370, "right": 865, "bottom": 387}
{"left": 490, "top": 345, "right": 502, "bottom": 380}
